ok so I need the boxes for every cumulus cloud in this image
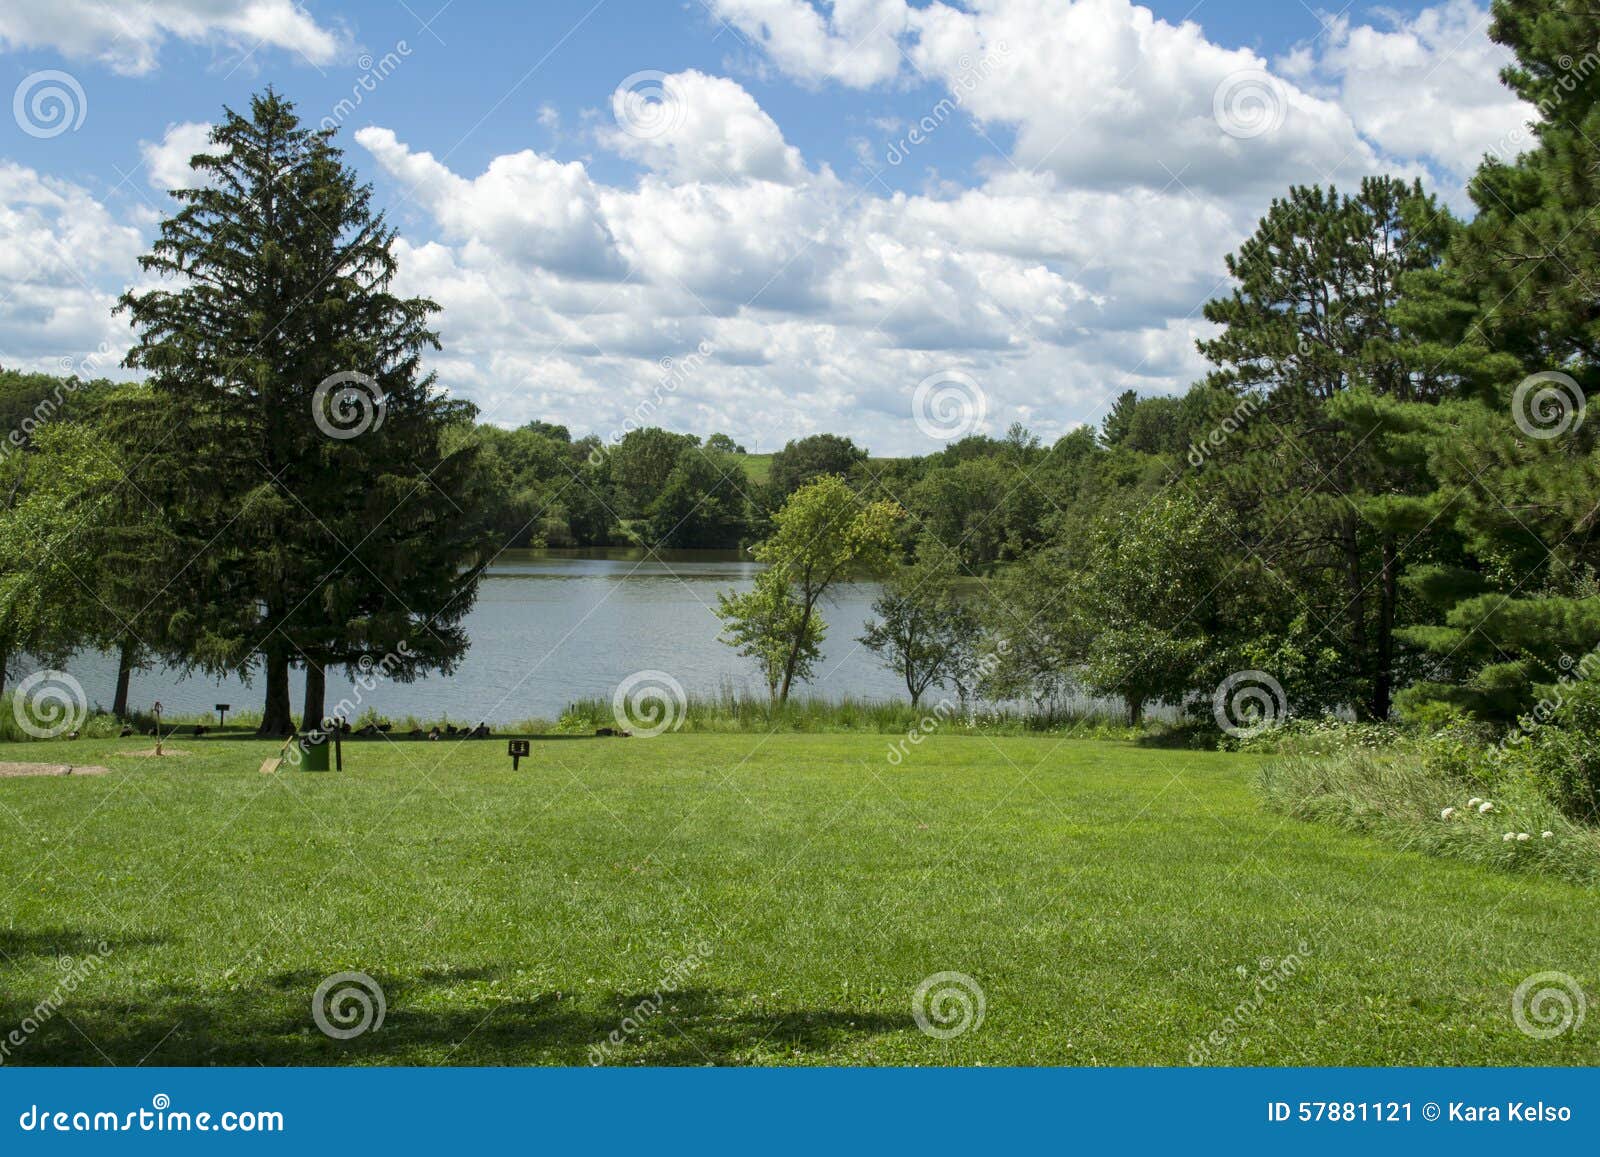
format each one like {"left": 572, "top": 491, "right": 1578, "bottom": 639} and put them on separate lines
{"left": 1298, "top": 0, "right": 1529, "bottom": 180}
{"left": 710, "top": 0, "right": 1528, "bottom": 197}
{"left": 0, "top": 163, "right": 142, "bottom": 372}
{"left": 140, "top": 121, "right": 218, "bottom": 191}
{"left": 708, "top": 0, "right": 909, "bottom": 87}
{"left": 602, "top": 69, "right": 807, "bottom": 185}
{"left": 0, "top": 0, "right": 343, "bottom": 75}
{"left": 355, "top": 127, "right": 627, "bottom": 280}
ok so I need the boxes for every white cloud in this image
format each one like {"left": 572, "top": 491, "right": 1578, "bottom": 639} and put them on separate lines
{"left": 1302, "top": 0, "right": 1530, "bottom": 180}
{"left": 355, "top": 127, "right": 626, "bottom": 280}
{"left": 0, "top": 0, "right": 342, "bottom": 75}
{"left": 602, "top": 69, "right": 807, "bottom": 185}
{"left": 140, "top": 121, "right": 217, "bottom": 191}
{"left": 354, "top": 111, "right": 1240, "bottom": 452}
{"left": 710, "top": 0, "right": 1528, "bottom": 197}
{"left": 707, "top": 0, "right": 908, "bottom": 87}
{"left": 0, "top": 163, "right": 142, "bottom": 372}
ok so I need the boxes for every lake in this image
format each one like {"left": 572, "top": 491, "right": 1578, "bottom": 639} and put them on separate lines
{"left": 49, "top": 548, "right": 914, "bottom": 724}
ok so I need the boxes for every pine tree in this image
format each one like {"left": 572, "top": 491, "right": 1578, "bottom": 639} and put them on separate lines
{"left": 1197, "top": 177, "right": 1458, "bottom": 719}
{"left": 118, "top": 91, "right": 492, "bottom": 734}
{"left": 1389, "top": 0, "right": 1600, "bottom": 722}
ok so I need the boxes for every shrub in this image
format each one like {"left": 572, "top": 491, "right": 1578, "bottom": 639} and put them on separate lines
{"left": 1492, "top": 680, "right": 1600, "bottom": 822}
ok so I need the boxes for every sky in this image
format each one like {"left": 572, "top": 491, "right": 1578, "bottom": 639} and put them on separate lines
{"left": 0, "top": 0, "right": 1535, "bottom": 455}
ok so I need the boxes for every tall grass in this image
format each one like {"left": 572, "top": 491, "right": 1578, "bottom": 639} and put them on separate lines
{"left": 556, "top": 690, "right": 1139, "bottom": 738}
{"left": 1259, "top": 749, "right": 1600, "bottom": 886}
{"left": 0, "top": 693, "right": 123, "bottom": 743}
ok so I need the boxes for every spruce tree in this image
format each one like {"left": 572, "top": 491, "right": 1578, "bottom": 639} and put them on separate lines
{"left": 118, "top": 91, "right": 491, "bottom": 734}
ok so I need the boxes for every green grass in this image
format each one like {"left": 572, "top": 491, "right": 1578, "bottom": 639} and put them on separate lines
{"left": 1, "top": 732, "right": 1596, "bottom": 1066}
{"left": 738, "top": 453, "right": 773, "bottom": 485}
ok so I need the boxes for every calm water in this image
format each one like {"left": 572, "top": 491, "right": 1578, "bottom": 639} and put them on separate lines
{"left": 49, "top": 549, "right": 912, "bottom": 724}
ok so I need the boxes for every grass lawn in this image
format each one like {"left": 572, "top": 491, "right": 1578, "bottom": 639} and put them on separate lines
{"left": 738, "top": 453, "right": 773, "bottom": 485}
{"left": 0, "top": 732, "right": 1595, "bottom": 1066}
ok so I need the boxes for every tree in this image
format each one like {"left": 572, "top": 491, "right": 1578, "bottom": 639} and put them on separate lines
{"left": 1073, "top": 491, "right": 1247, "bottom": 725}
{"left": 716, "top": 475, "right": 901, "bottom": 702}
{"left": 1197, "top": 177, "right": 1458, "bottom": 719}
{"left": 705, "top": 433, "right": 746, "bottom": 454}
{"left": 766, "top": 434, "right": 868, "bottom": 500}
{"left": 0, "top": 424, "right": 125, "bottom": 696}
{"left": 1386, "top": 0, "right": 1600, "bottom": 725}
{"left": 609, "top": 427, "right": 699, "bottom": 519}
{"left": 118, "top": 90, "right": 492, "bottom": 734}
{"left": 859, "top": 537, "right": 982, "bottom": 706}
{"left": 644, "top": 446, "right": 749, "bottom": 548}
{"left": 716, "top": 572, "right": 821, "bottom": 700}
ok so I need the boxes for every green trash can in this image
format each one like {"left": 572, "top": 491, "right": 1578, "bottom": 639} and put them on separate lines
{"left": 296, "top": 730, "right": 331, "bottom": 772}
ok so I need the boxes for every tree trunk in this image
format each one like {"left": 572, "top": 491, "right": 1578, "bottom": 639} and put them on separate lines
{"left": 1342, "top": 517, "right": 1371, "bottom": 720}
{"left": 258, "top": 646, "right": 294, "bottom": 736}
{"left": 112, "top": 640, "right": 137, "bottom": 719}
{"left": 1373, "top": 536, "right": 1398, "bottom": 721}
{"left": 776, "top": 604, "right": 814, "bottom": 704}
{"left": 1125, "top": 694, "right": 1143, "bottom": 727}
{"left": 301, "top": 660, "right": 327, "bottom": 733}
{"left": 0, "top": 647, "right": 8, "bottom": 700}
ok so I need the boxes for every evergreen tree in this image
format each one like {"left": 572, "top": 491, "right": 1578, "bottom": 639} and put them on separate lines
{"left": 1198, "top": 177, "right": 1458, "bottom": 719}
{"left": 118, "top": 91, "right": 491, "bottom": 734}
{"left": 1391, "top": 0, "right": 1600, "bottom": 723}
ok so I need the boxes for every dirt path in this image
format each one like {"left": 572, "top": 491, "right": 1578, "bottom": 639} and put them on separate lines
{"left": 0, "top": 761, "right": 111, "bottom": 778}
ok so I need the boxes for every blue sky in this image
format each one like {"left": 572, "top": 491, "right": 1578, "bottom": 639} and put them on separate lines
{"left": 0, "top": 0, "right": 1530, "bottom": 453}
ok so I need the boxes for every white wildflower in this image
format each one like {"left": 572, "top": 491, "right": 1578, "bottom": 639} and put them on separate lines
{"left": 1503, "top": 832, "right": 1515, "bottom": 841}
{"left": 1516, "top": 832, "right": 1531, "bottom": 841}
{"left": 1542, "top": 831, "right": 1554, "bottom": 839}
{"left": 1468, "top": 797, "right": 1482, "bottom": 808}
{"left": 1440, "top": 807, "right": 1456, "bottom": 820}
{"left": 1478, "top": 801, "right": 1494, "bottom": 814}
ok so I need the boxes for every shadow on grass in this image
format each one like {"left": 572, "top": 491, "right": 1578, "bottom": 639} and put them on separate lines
{"left": 0, "top": 970, "right": 911, "bottom": 1066}
{"left": 0, "top": 926, "right": 166, "bottom": 962}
